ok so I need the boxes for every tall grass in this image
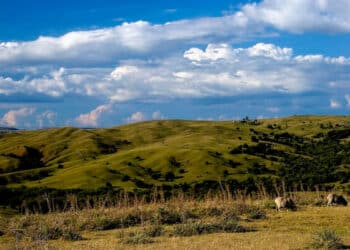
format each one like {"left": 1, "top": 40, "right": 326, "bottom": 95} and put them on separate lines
{"left": 0, "top": 186, "right": 347, "bottom": 248}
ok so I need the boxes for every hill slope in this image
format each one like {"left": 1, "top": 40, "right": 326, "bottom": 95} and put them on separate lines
{"left": 0, "top": 116, "right": 350, "bottom": 191}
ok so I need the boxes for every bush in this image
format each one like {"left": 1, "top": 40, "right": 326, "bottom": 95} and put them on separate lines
{"left": 62, "top": 229, "right": 84, "bottom": 241}
{"left": 121, "top": 231, "right": 154, "bottom": 244}
{"left": 165, "top": 172, "right": 175, "bottom": 181}
{"left": 152, "top": 207, "right": 182, "bottom": 225}
{"left": 246, "top": 207, "right": 267, "bottom": 220}
{"left": 310, "top": 229, "right": 344, "bottom": 249}
{"left": 120, "top": 213, "right": 142, "bottom": 228}
{"left": 172, "top": 220, "right": 247, "bottom": 237}
{"left": 18, "top": 224, "right": 83, "bottom": 241}
{"left": 172, "top": 221, "right": 215, "bottom": 236}
{"left": 218, "top": 220, "right": 247, "bottom": 233}
{"left": 143, "top": 225, "right": 164, "bottom": 237}
{"left": 89, "top": 217, "right": 121, "bottom": 231}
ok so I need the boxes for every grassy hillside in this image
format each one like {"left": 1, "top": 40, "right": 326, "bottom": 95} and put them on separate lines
{"left": 1, "top": 115, "right": 350, "bottom": 192}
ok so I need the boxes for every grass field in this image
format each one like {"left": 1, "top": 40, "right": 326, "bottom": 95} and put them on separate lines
{"left": 1, "top": 192, "right": 349, "bottom": 249}
{"left": 1, "top": 115, "right": 350, "bottom": 191}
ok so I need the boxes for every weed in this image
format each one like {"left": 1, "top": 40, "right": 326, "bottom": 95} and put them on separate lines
{"left": 152, "top": 207, "right": 182, "bottom": 225}
{"left": 121, "top": 232, "right": 154, "bottom": 244}
{"left": 143, "top": 225, "right": 164, "bottom": 237}
{"left": 172, "top": 220, "right": 247, "bottom": 237}
{"left": 246, "top": 207, "right": 267, "bottom": 220}
{"left": 310, "top": 229, "right": 344, "bottom": 249}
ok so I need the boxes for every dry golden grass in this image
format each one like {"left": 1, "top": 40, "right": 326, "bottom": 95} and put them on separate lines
{"left": 1, "top": 195, "right": 349, "bottom": 250}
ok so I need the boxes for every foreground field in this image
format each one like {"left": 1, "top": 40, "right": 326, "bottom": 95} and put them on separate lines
{"left": 47, "top": 207, "right": 350, "bottom": 250}
{"left": 1, "top": 194, "right": 349, "bottom": 250}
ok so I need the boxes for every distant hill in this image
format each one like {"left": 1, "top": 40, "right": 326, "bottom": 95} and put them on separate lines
{"left": 0, "top": 116, "right": 350, "bottom": 192}
{"left": 0, "top": 127, "right": 18, "bottom": 133}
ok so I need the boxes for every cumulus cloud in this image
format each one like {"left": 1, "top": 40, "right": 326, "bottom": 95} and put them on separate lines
{"left": 330, "top": 99, "right": 341, "bottom": 109}
{"left": 0, "top": 0, "right": 349, "bottom": 71}
{"left": 75, "top": 104, "right": 112, "bottom": 127}
{"left": 345, "top": 95, "right": 350, "bottom": 107}
{"left": 152, "top": 111, "right": 165, "bottom": 120}
{"left": 37, "top": 111, "right": 56, "bottom": 128}
{"left": 0, "top": 14, "right": 257, "bottom": 68}
{"left": 184, "top": 44, "right": 233, "bottom": 62}
{"left": 0, "top": 107, "right": 35, "bottom": 127}
{"left": 0, "top": 67, "right": 67, "bottom": 97}
{"left": 1, "top": 43, "right": 349, "bottom": 103}
{"left": 242, "top": 0, "right": 350, "bottom": 33}
{"left": 247, "top": 43, "right": 292, "bottom": 60}
{"left": 110, "top": 65, "right": 139, "bottom": 80}
{"left": 267, "top": 106, "right": 280, "bottom": 113}
{"left": 126, "top": 112, "right": 146, "bottom": 123}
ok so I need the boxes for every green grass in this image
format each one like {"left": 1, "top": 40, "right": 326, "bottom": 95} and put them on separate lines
{"left": 0, "top": 115, "right": 350, "bottom": 190}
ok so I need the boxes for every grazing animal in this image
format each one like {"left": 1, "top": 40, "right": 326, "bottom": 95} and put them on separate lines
{"left": 274, "top": 197, "right": 296, "bottom": 211}
{"left": 327, "top": 193, "right": 348, "bottom": 206}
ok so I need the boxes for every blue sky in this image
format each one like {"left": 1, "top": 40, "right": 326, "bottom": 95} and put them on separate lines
{"left": 0, "top": 0, "right": 350, "bottom": 128}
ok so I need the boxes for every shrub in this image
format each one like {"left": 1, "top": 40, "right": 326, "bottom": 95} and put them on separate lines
{"left": 246, "top": 207, "right": 266, "bottom": 220}
{"left": 218, "top": 220, "right": 247, "bottom": 233}
{"left": 169, "top": 156, "right": 181, "bottom": 168}
{"left": 203, "top": 207, "right": 223, "bottom": 217}
{"left": 121, "top": 231, "right": 154, "bottom": 244}
{"left": 221, "top": 209, "right": 239, "bottom": 221}
{"left": 310, "top": 229, "right": 343, "bottom": 249}
{"left": 143, "top": 225, "right": 164, "bottom": 237}
{"left": 120, "top": 213, "right": 142, "bottom": 228}
{"left": 165, "top": 172, "right": 175, "bottom": 181}
{"left": 172, "top": 220, "right": 247, "bottom": 237}
{"left": 89, "top": 217, "right": 121, "bottom": 231}
{"left": 17, "top": 224, "right": 83, "bottom": 241}
{"left": 152, "top": 207, "right": 182, "bottom": 225}
{"left": 62, "top": 229, "right": 84, "bottom": 241}
{"left": 172, "top": 221, "right": 214, "bottom": 236}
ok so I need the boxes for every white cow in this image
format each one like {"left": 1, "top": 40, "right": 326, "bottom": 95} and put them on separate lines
{"left": 327, "top": 193, "right": 348, "bottom": 206}
{"left": 274, "top": 197, "right": 296, "bottom": 211}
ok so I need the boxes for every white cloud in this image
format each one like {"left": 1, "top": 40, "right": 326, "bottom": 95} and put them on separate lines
{"left": 242, "top": 0, "right": 350, "bottom": 33}
{"left": 267, "top": 106, "right": 280, "bottom": 113}
{"left": 0, "top": 0, "right": 350, "bottom": 71}
{"left": 0, "top": 107, "right": 35, "bottom": 127}
{"left": 37, "top": 111, "right": 57, "bottom": 128}
{"left": 0, "top": 67, "right": 67, "bottom": 97}
{"left": 1, "top": 43, "right": 349, "bottom": 103}
{"left": 126, "top": 112, "right": 146, "bottom": 123}
{"left": 110, "top": 65, "right": 139, "bottom": 80}
{"left": 172, "top": 71, "right": 194, "bottom": 79}
{"left": 345, "top": 95, "right": 350, "bottom": 107}
{"left": 247, "top": 43, "right": 292, "bottom": 60}
{"left": 152, "top": 111, "right": 165, "bottom": 120}
{"left": 184, "top": 44, "right": 233, "bottom": 62}
{"left": 75, "top": 104, "right": 112, "bottom": 127}
{"left": 330, "top": 99, "right": 341, "bottom": 109}
{"left": 0, "top": 14, "right": 256, "bottom": 68}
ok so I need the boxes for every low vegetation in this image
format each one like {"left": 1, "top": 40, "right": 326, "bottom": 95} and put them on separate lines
{"left": 0, "top": 191, "right": 349, "bottom": 249}
{"left": 310, "top": 229, "right": 344, "bottom": 249}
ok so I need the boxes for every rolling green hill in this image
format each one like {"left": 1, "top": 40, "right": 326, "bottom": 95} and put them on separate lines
{"left": 1, "top": 115, "right": 350, "bottom": 192}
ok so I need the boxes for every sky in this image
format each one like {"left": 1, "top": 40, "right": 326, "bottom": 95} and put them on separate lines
{"left": 1, "top": 0, "right": 350, "bottom": 128}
